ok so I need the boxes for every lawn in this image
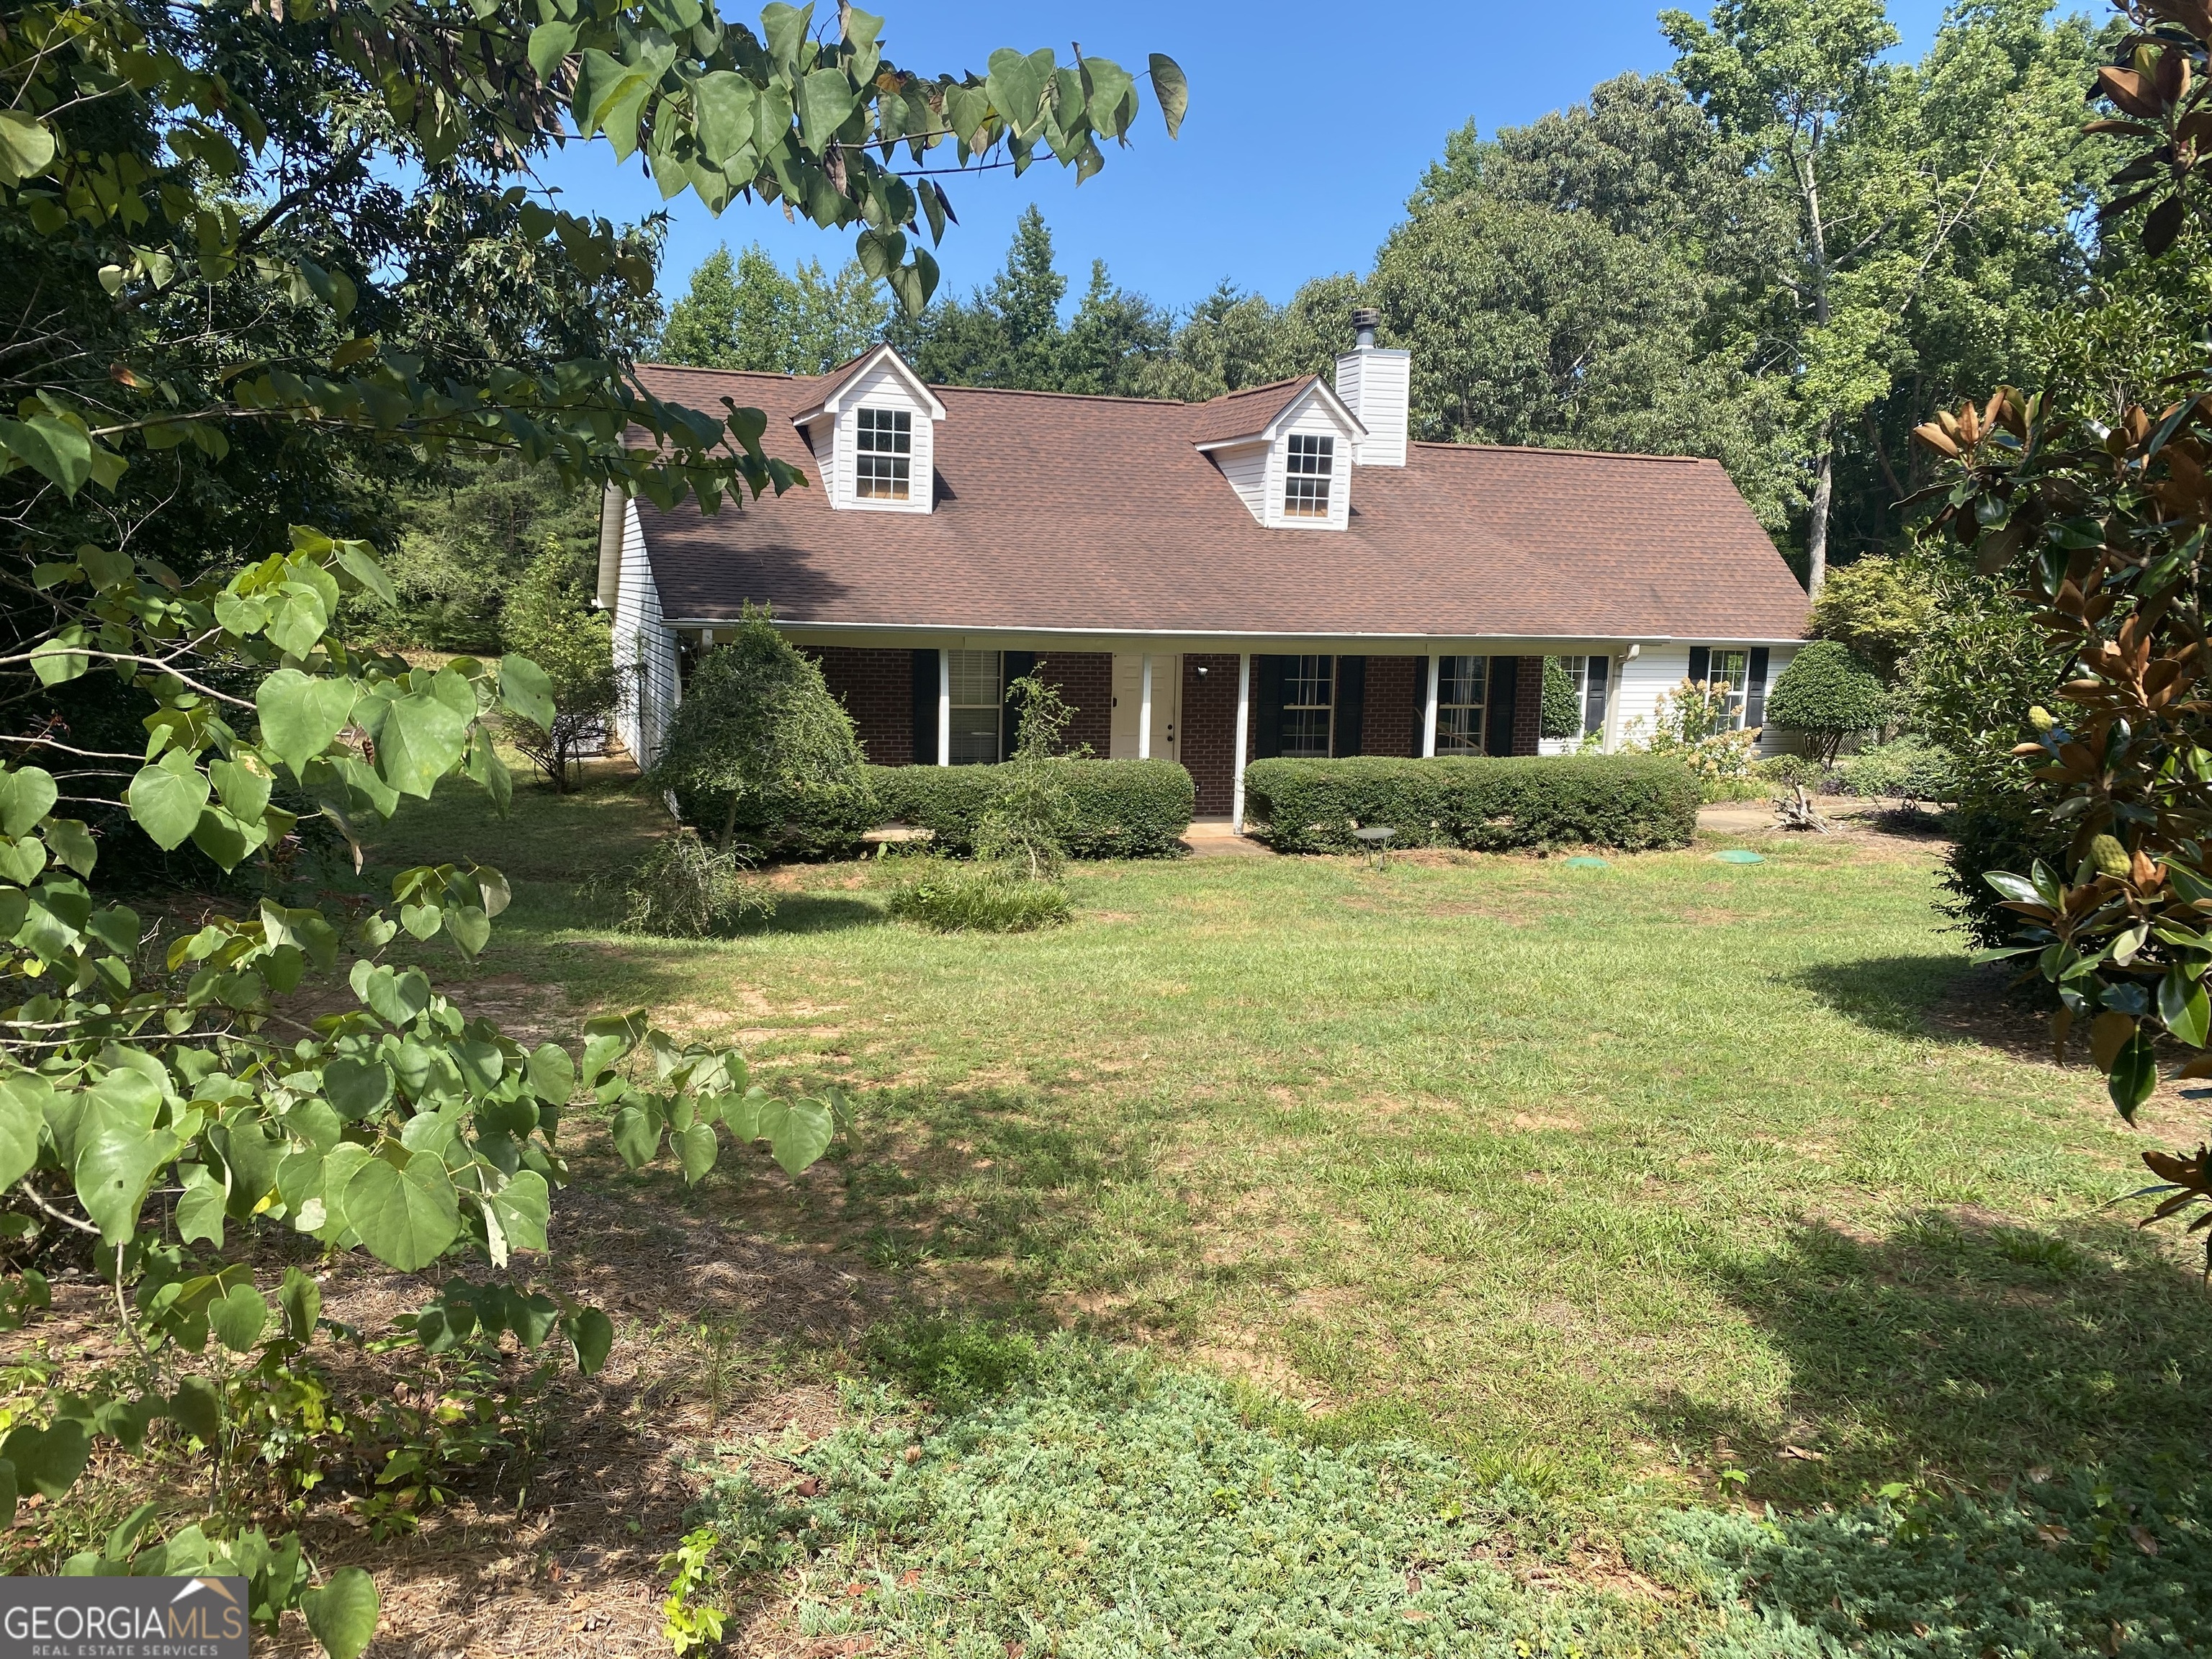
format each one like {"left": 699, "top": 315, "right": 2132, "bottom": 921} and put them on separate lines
{"left": 343, "top": 771, "right": 2212, "bottom": 1652}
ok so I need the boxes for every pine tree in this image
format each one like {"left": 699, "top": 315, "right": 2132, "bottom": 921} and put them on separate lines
{"left": 988, "top": 204, "right": 1069, "bottom": 351}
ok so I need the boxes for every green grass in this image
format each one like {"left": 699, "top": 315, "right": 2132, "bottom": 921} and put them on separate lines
{"left": 356, "top": 773, "right": 2212, "bottom": 1522}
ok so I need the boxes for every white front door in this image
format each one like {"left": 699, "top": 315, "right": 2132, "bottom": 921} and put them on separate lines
{"left": 1110, "top": 653, "right": 1180, "bottom": 761}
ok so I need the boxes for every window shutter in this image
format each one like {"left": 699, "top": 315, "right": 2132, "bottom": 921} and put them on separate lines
{"left": 1002, "top": 649, "right": 1038, "bottom": 760}
{"left": 1334, "top": 656, "right": 1367, "bottom": 757}
{"left": 1745, "top": 647, "right": 1769, "bottom": 731}
{"left": 1485, "top": 656, "right": 1518, "bottom": 756}
{"left": 1582, "top": 655, "right": 1610, "bottom": 739}
{"left": 911, "top": 649, "right": 938, "bottom": 765}
{"left": 1687, "top": 645, "right": 1710, "bottom": 685}
{"left": 1255, "top": 656, "right": 1285, "bottom": 759}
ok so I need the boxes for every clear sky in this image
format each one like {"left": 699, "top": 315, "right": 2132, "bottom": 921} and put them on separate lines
{"left": 533, "top": 0, "right": 1962, "bottom": 318}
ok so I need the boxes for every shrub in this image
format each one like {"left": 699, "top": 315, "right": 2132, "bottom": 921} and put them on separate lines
{"left": 1758, "top": 752, "right": 1825, "bottom": 790}
{"left": 498, "top": 544, "right": 624, "bottom": 792}
{"left": 1765, "top": 640, "right": 1892, "bottom": 763}
{"left": 1241, "top": 755, "right": 1699, "bottom": 854}
{"left": 1807, "top": 554, "right": 1935, "bottom": 681}
{"left": 601, "top": 827, "right": 776, "bottom": 937}
{"left": 652, "top": 606, "right": 871, "bottom": 853}
{"left": 1835, "top": 736, "right": 1956, "bottom": 804}
{"left": 867, "top": 758, "right": 1193, "bottom": 858}
{"left": 973, "top": 673, "right": 1079, "bottom": 879}
{"left": 886, "top": 859, "right": 1073, "bottom": 932}
{"left": 1624, "top": 678, "right": 1759, "bottom": 781}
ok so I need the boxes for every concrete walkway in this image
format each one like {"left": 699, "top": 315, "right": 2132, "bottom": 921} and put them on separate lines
{"left": 1181, "top": 817, "right": 1270, "bottom": 856}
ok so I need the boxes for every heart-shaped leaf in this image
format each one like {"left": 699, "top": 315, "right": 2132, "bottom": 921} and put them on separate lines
{"left": 343, "top": 1154, "right": 460, "bottom": 1272}
{"left": 209, "top": 1282, "right": 268, "bottom": 1353}
{"left": 0, "top": 1420, "right": 89, "bottom": 1501}
{"left": 758, "top": 1097, "right": 834, "bottom": 1177}
{"left": 566, "top": 1307, "right": 614, "bottom": 1375}
{"left": 324, "top": 1056, "right": 395, "bottom": 1120}
{"left": 673, "top": 1121, "right": 719, "bottom": 1183}
{"left": 126, "top": 750, "right": 210, "bottom": 851}
{"left": 300, "top": 1566, "right": 379, "bottom": 1659}
{"left": 0, "top": 766, "right": 57, "bottom": 837}
{"left": 256, "top": 668, "right": 359, "bottom": 777}
{"left": 73, "top": 1125, "right": 183, "bottom": 1244}
{"left": 610, "top": 1105, "right": 660, "bottom": 1169}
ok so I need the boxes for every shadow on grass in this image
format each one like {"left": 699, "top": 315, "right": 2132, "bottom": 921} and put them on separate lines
{"left": 1647, "top": 1213, "right": 2212, "bottom": 1508}
{"left": 750, "top": 893, "right": 886, "bottom": 935}
{"left": 1788, "top": 953, "right": 1972, "bottom": 1038}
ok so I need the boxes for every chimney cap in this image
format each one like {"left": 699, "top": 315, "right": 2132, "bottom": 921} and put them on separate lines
{"left": 1350, "top": 307, "right": 1381, "bottom": 328}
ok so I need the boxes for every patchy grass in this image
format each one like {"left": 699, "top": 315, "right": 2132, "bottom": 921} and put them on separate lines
{"left": 354, "top": 770, "right": 2212, "bottom": 1531}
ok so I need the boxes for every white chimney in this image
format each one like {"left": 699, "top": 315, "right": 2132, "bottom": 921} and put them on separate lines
{"left": 1334, "top": 307, "right": 1410, "bottom": 468}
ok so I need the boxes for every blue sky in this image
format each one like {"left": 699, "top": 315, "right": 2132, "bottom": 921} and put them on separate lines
{"left": 534, "top": 0, "right": 1961, "bottom": 318}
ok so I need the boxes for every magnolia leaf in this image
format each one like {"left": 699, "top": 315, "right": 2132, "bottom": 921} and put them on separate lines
{"left": 2110, "top": 1032, "right": 2160, "bottom": 1124}
{"left": 2162, "top": 966, "right": 2211, "bottom": 1048}
{"left": 343, "top": 1155, "right": 460, "bottom": 1272}
{"left": 126, "top": 750, "right": 210, "bottom": 851}
{"left": 256, "top": 669, "right": 358, "bottom": 776}
{"left": 0, "top": 767, "right": 57, "bottom": 838}
{"left": 300, "top": 1567, "right": 379, "bottom": 1659}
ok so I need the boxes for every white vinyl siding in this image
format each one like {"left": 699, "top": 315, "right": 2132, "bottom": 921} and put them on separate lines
{"left": 1215, "top": 441, "right": 1270, "bottom": 521}
{"left": 609, "top": 498, "right": 679, "bottom": 769}
{"left": 1609, "top": 645, "right": 1798, "bottom": 757}
{"left": 1331, "top": 346, "right": 1410, "bottom": 467}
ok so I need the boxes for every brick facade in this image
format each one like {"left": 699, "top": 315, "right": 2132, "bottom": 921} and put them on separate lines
{"left": 1181, "top": 653, "right": 1244, "bottom": 815}
{"left": 810, "top": 646, "right": 915, "bottom": 767}
{"left": 1033, "top": 652, "right": 1112, "bottom": 755}
{"left": 1362, "top": 655, "right": 1421, "bottom": 757}
{"left": 1513, "top": 655, "right": 1543, "bottom": 756}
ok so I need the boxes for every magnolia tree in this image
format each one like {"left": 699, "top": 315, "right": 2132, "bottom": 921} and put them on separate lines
{"left": 1913, "top": 0, "right": 2212, "bottom": 1269}
{"left": 0, "top": 1, "right": 1185, "bottom": 1649}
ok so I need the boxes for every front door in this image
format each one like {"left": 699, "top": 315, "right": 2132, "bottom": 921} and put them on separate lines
{"left": 1110, "top": 653, "right": 1180, "bottom": 761}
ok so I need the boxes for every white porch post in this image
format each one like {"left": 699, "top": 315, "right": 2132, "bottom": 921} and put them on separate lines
{"left": 1421, "top": 653, "right": 1440, "bottom": 757}
{"left": 1601, "top": 644, "right": 1637, "bottom": 755}
{"left": 1138, "top": 655, "right": 1154, "bottom": 760}
{"left": 1231, "top": 652, "right": 1251, "bottom": 834}
{"left": 936, "top": 649, "right": 951, "bottom": 766}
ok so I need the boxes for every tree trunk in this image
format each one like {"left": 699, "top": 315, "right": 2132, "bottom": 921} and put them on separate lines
{"left": 718, "top": 791, "right": 739, "bottom": 853}
{"left": 1806, "top": 418, "right": 1834, "bottom": 598}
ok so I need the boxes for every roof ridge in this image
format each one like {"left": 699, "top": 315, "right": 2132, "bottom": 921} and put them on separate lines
{"left": 634, "top": 360, "right": 816, "bottom": 384}
{"left": 1408, "top": 440, "right": 1710, "bottom": 465}
{"left": 1194, "top": 375, "right": 1315, "bottom": 406}
{"left": 930, "top": 382, "right": 1198, "bottom": 408}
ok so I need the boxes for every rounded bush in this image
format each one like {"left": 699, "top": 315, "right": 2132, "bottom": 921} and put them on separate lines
{"left": 865, "top": 759, "right": 1194, "bottom": 858}
{"left": 1835, "top": 737, "right": 1955, "bottom": 803}
{"left": 1764, "top": 641, "right": 1891, "bottom": 763}
{"left": 1241, "top": 755, "right": 1699, "bottom": 853}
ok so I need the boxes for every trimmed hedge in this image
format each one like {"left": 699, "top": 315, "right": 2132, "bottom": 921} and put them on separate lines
{"left": 675, "top": 777, "right": 884, "bottom": 862}
{"left": 863, "top": 759, "right": 1195, "bottom": 859}
{"left": 1242, "top": 755, "right": 1699, "bottom": 853}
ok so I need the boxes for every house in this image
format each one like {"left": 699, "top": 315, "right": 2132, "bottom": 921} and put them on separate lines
{"left": 599, "top": 309, "right": 1808, "bottom": 827}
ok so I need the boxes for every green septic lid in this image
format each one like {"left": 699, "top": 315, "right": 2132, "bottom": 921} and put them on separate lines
{"left": 1564, "top": 856, "right": 1609, "bottom": 869}
{"left": 1711, "top": 849, "right": 1766, "bottom": 865}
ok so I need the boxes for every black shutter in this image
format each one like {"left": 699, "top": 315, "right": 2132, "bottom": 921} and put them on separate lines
{"left": 1334, "top": 656, "right": 1367, "bottom": 757}
{"left": 1411, "top": 656, "right": 1429, "bottom": 757}
{"left": 1745, "top": 647, "right": 1769, "bottom": 731}
{"left": 911, "top": 649, "right": 938, "bottom": 766}
{"left": 1582, "top": 655, "right": 1611, "bottom": 739}
{"left": 1687, "top": 645, "right": 1710, "bottom": 685}
{"left": 1485, "top": 656, "right": 1518, "bottom": 756}
{"left": 1255, "top": 655, "right": 1285, "bottom": 759}
{"left": 1002, "top": 649, "right": 1037, "bottom": 759}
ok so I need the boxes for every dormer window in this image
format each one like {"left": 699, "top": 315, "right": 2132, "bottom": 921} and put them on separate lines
{"left": 856, "top": 408, "right": 912, "bottom": 500}
{"left": 1284, "top": 434, "right": 1334, "bottom": 518}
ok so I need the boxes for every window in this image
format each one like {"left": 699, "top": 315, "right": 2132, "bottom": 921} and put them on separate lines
{"left": 947, "top": 649, "right": 1002, "bottom": 764}
{"left": 1282, "top": 433, "right": 1334, "bottom": 518}
{"left": 1282, "top": 655, "right": 1334, "bottom": 756}
{"left": 855, "top": 406, "right": 912, "bottom": 500}
{"left": 1436, "top": 655, "right": 1488, "bottom": 755}
{"left": 1705, "top": 649, "right": 1750, "bottom": 729}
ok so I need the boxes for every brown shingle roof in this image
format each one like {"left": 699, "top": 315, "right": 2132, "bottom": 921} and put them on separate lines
{"left": 1185, "top": 377, "right": 1325, "bottom": 446}
{"left": 627, "top": 363, "right": 1809, "bottom": 642}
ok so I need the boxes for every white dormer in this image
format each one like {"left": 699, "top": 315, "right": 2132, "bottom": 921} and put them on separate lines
{"left": 1193, "top": 378, "right": 1365, "bottom": 531}
{"left": 792, "top": 345, "right": 946, "bottom": 514}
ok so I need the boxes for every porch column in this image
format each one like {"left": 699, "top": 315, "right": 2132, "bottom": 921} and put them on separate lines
{"left": 1138, "top": 655, "right": 1154, "bottom": 760}
{"left": 1422, "top": 653, "right": 1440, "bottom": 757}
{"left": 1231, "top": 652, "right": 1251, "bottom": 833}
{"left": 1601, "top": 644, "right": 1637, "bottom": 755}
{"left": 937, "top": 649, "right": 950, "bottom": 766}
